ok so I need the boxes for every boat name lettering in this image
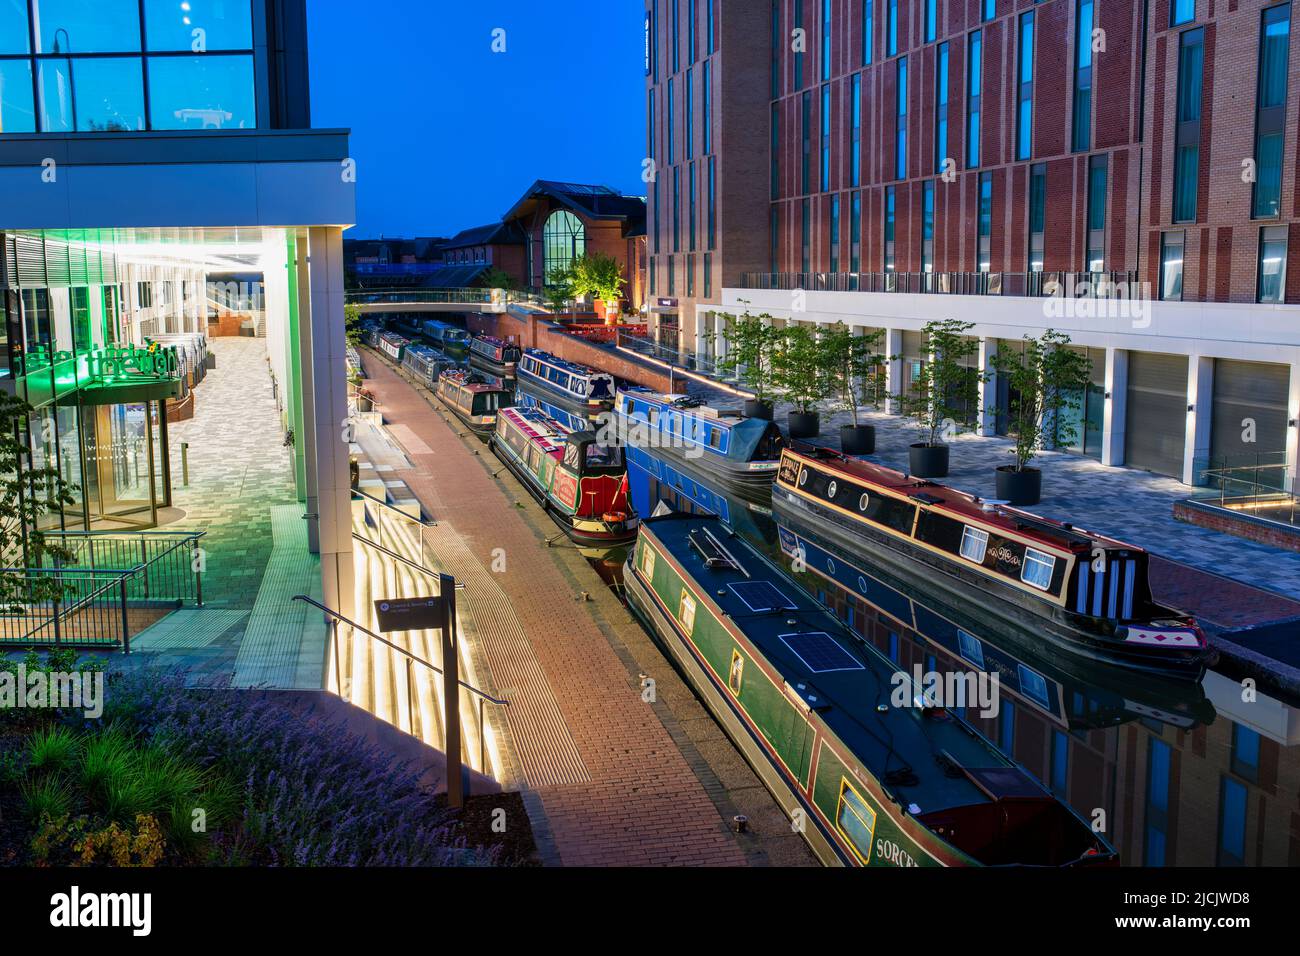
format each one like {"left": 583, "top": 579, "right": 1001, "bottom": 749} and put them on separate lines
{"left": 876, "top": 839, "right": 918, "bottom": 868}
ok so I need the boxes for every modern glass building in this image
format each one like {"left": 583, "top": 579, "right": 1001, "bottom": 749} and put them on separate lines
{"left": 1, "top": 0, "right": 357, "bottom": 617}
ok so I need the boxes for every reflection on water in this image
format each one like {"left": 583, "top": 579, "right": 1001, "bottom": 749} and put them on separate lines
{"left": 594, "top": 452, "right": 1300, "bottom": 867}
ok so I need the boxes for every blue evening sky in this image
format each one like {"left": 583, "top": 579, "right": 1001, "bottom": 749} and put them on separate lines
{"left": 307, "top": 0, "right": 649, "bottom": 239}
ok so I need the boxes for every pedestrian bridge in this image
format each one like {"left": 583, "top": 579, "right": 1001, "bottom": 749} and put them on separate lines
{"left": 345, "top": 288, "right": 546, "bottom": 316}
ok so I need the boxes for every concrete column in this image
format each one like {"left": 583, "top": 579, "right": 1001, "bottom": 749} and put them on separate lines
{"left": 307, "top": 226, "right": 355, "bottom": 621}
{"left": 977, "top": 337, "right": 998, "bottom": 437}
{"left": 1183, "top": 355, "right": 1214, "bottom": 485}
{"left": 1102, "top": 347, "right": 1128, "bottom": 468}
{"left": 884, "top": 328, "right": 904, "bottom": 416}
{"left": 295, "top": 233, "right": 320, "bottom": 552}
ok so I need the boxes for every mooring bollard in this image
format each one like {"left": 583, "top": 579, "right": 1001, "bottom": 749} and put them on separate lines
{"left": 182, "top": 442, "right": 190, "bottom": 486}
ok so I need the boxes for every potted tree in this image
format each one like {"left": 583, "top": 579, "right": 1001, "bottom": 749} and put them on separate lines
{"left": 713, "top": 310, "right": 779, "bottom": 420}
{"left": 821, "top": 322, "right": 886, "bottom": 455}
{"left": 893, "top": 319, "right": 982, "bottom": 478}
{"left": 989, "top": 329, "right": 1092, "bottom": 505}
{"left": 569, "top": 252, "right": 627, "bottom": 326}
{"left": 772, "top": 324, "right": 831, "bottom": 440}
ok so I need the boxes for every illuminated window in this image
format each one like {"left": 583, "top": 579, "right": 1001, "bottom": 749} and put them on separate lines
{"left": 1022, "top": 547, "right": 1056, "bottom": 590}
{"left": 543, "top": 210, "right": 585, "bottom": 283}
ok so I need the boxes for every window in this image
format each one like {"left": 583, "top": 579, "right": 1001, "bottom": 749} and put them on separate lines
{"left": 821, "top": 83, "right": 831, "bottom": 189}
{"left": 801, "top": 199, "right": 811, "bottom": 272}
{"left": 544, "top": 210, "right": 586, "bottom": 281}
{"left": 0, "top": 58, "right": 35, "bottom": 132}
{"left": 704, "top": 252, "right": 713, "bottom": 296}
{"left": 925, "top": 0, "right": 937, "bottom": 43}
{"left": 982, "top": 0, "right": 995, "bottom": 21}
{"left": 1253, "top": 5, "right": 1290, "bottom": 219}
{"left": 688, "top": 0, "right": 696, "bottom": 61}
{"left": 1218, "top": 776, "right": 1247, "bottom": 866}
{"left": 958, "top": 630, "right": 985, "bottom": 667}
{"left": 672, "top": 167, "right": 681, "bottom": 251}
{"left": 896, "top": 57, "right": 908, "bottom": 179}
{"left": 39, "top": 57, "right": 144, "bottom": 131}
{"left": 1020, "top": 666, "right": 1052, "bottom": 710}
{"left": 1073, "top": 0, "right": 1094, "bottom": 151}
{"left": 1257, "top": 225, "right": 1288, "bottom": 304}
{"left": 978, "top": 172, "right": 992, "bottom": 271}
{"left": 1016, "top": 13, "right": 1035, "bottom": 161}
{"left": 935, "top": 43, "right": 949, "bottom": 173}
{"left": 648, "top": 89, "right": 656, "bottom": 161}
{"left": 1022, "top": 547, "right": 1056, "bottom": 590}
{"left": 967, "top": 31, "right": 982, "bottom": 168}
{"left": 801, "top": 90, "right": 812, "bottom": 192}
{"left": 148, "top": 55, "right": 255, "bottom": 130}
{"left": 884, "top": 186, "right": 896, "bottom": 271}
{"left": 863, "top": 0, "right": 873, "bottom": 65}
{"left": 1145, "top": 737, "right": 1171, "bottom": 865}
{"left": 707, "top": 0, "right": 715, "bottom": 53}
{"left": 960, "top": 526, "right": 990, "bottom": 563}
{"left": 728, "top": 649, "right": 744, "bottom": 694}
{"left": 999, "top": 700, "right": 1015, "bottom": 750}
{"left": 850, "top": 191, "right": 862, "bottom": 277}
{"left": 1028, "top": 163, "right": 1046, "bottom": 270}
{"left": 672, "top": 0, "right": 680, "bottom": 71}
{"left": 1086, "top": 155, "right": 1107, "bottom": 272}
{"left": 887, "top": 0, "right": 898, "bottom": 56}
{"left": 830, "top": 194, "right": 841, "bottom": 272}
{"left": 685, "top": 68, "right": 694, "bottom": 155}
{"left": 835, "top": 778, "right": 877, "bottom": 864}
{"left": 137, "top": 282, "right": 153, "bottom": 308}
{"left": 708, "top": 157, "right": 717, "bottom": 248}
{"left": 1231, "top": 724, "right": 1261, "bottom": 782}
{"left": 702, "top": 59, "right": 712, "bottom": 153}
{"left": 794, "top": 0, "right": 804, "bottom": 88}
{"left": 1051, "top": 729, "right": 1069, "bottom": 794}
{"left": 1160, "top": 231, "right": 1184, "bottom": 301}
{"left": 1173, "top": 28, "right": 1204, "bottom": 223}
{"left": 772, "top": 0, "right": 781, "bottom": 98}
{"left": 1171, "top": 0, "right": 1195, "bottom": 27}
{"left": 822, "top": 0, "right": 832, "bottom": 80}
{"left": 921, "top": 180, "right": 935, "bottom": 274}
{"left": 688, "top": 163, "right": 697, "bottom": 251}
{"left": 851, "top": 73, "right": 862, "bottom": 187}
{"left": 686, "top": 252, "right": 695, "bottom": 296}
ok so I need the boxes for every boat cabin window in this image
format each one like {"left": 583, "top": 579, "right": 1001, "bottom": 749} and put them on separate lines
{"left": 728, "top": 650, "right": 744, "bottom": 695}
{"left": 835, "top": 777, "right": 877, "bottom": 865}
{"left": 472, "top": 392, "right": 501, "bottom": 415}
{"left": 1021, "top": 548, "right": 1056, "bottom": 591}
{"left": 583, "top": 442, "right": 625, "bottom": 471}
{"left": 708, "top": 427, "right": 723, "bottom": 450}
{"left": 959, "top": 526, "right": 990, "bottom": 564}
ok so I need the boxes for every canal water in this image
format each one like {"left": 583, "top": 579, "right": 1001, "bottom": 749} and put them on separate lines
{"left": 408, "top": 341, "right": 1297, "bottom": 866}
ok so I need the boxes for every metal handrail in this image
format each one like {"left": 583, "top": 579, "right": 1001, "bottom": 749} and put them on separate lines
{"left": 291, "top": 595, "right": 505, "bottom": 705}
{"left": 351, "top": 532, "right": 457, "bottom": 582}
{"left": 352, "top": 487, "right": 435, "bottom": 526}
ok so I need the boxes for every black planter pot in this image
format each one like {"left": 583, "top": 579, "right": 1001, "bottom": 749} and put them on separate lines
{"left": 996, "top": 465, "right": 1043, "bottom": 506}
{"left": 788, "top": 411, "right": 821, "bottom": 440}
{"left": 744, "top": 398, "right": 774, "bottom": 420}
{"left": 909, "top": 443, "right": 950, "bottom": 478}
{"left": 840, "top": 424, "right": 875, "bottom": 455}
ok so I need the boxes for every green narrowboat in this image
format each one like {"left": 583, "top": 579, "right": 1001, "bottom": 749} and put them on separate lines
{"left": 624, "top": 512, "right": 1118, "bottom": 868}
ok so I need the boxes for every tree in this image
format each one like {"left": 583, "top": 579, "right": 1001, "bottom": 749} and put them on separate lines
{"left": 894, "top": 319, "right": 983, "bottom": 447}
{"left": 544, "top": 264, "right": 575, "bottom": 313}
{"left": 0, "top": 393, "right": 77, "bottom": 614}
{"left": 568, "top": 252, "right": 627, "bottom": 306}
{"left": 991, "top": 329, "right": 1093, "bottom": 471}
{"left": 477, "top": 266, "right": 517, "bottom": 293}
{"left": 711, "top": 310, "right": 780, "bottom": 406}
{"left": 771, "top": 324, "right": 832, "bottom": 415}
{"left": 344, "top": 302, "right": 365, "bottom": 347}
{"left": 821, "top": 323, "right": 887, "bottom": 427}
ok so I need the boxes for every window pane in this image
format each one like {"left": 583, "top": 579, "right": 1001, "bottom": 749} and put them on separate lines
{"left": 1173, "top": 145, "right": 1199, "bottom": 222}
{"left": 0, "top": 59, "right": 36, "bottom": 132}
{"left": 32, "top": 0, "right": 142, "bottom": 54}
{"left": 0, "top": 0, "right": 29, "bottom": 54}
{"left": 1258, "top": 227, "right": 1287, "bottom": 303}
{"left": 1254, "top": 132, "right": 1284, "bottom": 218}
{"left": 39, "top": 57, "right": 145, "bottom": 131}
{"left": 145, "top": 0, "right": 253, "bottom": 51}
{"left": 148, "top": 54, "right": 255, "bottom": 129}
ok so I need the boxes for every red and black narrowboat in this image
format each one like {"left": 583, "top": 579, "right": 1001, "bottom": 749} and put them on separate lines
{"left": 469, "top": 335, "right": 522, "bottom": 377}
{"left": 435, "top": 369, "right": 511, "bottom": 437}
{"left": 490, "top": 406, "right": 638, "bottom": 547}
{"left": 772, "top": 444, "right": 1212, "bottom": 679}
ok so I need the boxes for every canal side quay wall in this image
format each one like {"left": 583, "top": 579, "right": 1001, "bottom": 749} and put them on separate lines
{"left": 361, "top": 348, "right": 816, "bottom": 867}
{"left": 467, "top": 312, "right": 677, "bottom": 392}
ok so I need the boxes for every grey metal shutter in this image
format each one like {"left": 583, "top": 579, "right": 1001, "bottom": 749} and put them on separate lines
{"left": 1125, "top": 352, "right": 1188, "bottom": 478}
{"left": 1210, "top": 360, "right": 1289, "bottom": 475}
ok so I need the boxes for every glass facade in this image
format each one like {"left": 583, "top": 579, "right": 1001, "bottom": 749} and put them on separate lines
{"left": 0, "top": 0, "right": 257, "bottom": 132}
{"left": 543, "top": 210, "right": 586, "bottom": 280}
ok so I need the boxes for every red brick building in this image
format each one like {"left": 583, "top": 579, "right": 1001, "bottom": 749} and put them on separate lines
{"left": 647, "top": 0, "right": 1300, "bottom": 484}
{"left": 438, "top": 221, "right": 529, "bottom": 289}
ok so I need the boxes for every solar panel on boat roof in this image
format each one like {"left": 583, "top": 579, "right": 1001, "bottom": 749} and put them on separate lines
{"left": 779, "top": 632, "right": 865, "bottom": 674}
{"left": 729, "top": 580, "right": 797, "bottom": 613}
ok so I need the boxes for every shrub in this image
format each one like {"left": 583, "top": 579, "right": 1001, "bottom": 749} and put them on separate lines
{"left": 27, "top": 724, "right": 81, "bottom": 775}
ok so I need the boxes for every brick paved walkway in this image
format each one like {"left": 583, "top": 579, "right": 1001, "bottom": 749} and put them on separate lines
{"left": 361, "top": 352, "right": 812, "bottom": 866}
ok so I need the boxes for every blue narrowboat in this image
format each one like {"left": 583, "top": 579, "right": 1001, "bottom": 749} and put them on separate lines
{"left": 469, "top": 335, "right": 522, "bottom": 377}
{"left": 516, "top": 349, "right": 615, "bottom": 417}
{"left": 401, "top": 343, "right": 456, "bottom": 386}
{"left": 613, "top": 388, "right": 785, "bottom": 499}
{"left": 421, "top": 319, "right": 471, "bottom": 352}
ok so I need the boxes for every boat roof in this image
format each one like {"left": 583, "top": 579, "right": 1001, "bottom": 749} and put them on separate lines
{"left": 500, "top": 406, "right": 568, "bottom": 457}
{"left": 473, "top": 334, "right": 512, "bottom": 348}
{"left": 523, "top": 348, "right": 613, "bottom": 379}
{"left": 618, "top": 387, "right": 751, "bottom": 423}
{"left": 379, "top": 332, "right": 409, "bottom": 344}
{"left": 642, "top": 513, "right": 1048, "bottom": 816}
{"left": 787, "top": 444, "right": 1144, "bottom": 555}
{"left": 441, "top": 370, "right": 510, "bottom": 395}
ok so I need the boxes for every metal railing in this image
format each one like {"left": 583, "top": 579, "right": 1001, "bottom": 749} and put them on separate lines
{"left": 354, "top": 488, "right": 435, "bottom": 559}
{"left": 1196, "top": 456, "right": 1297, "bottom": 526}
{"left": 344, "top": 288, "right": 546, "bottom": 308}
{"left": 738, "top": 270, "right": 1143, "bottom": 298}
{"left": 0, "top": 530, "right": 206, "bottom": 649}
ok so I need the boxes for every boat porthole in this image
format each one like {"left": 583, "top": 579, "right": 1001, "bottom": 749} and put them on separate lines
{"left": 827, "top": 480, "right": 838, "bottom": 499}
{"left": 857, "top": 575, "right": 869, "bottom": 593}
{"left": 798, "top": 468, "right": 809, "bottom": 487}
{"left": 858, "top": 492, "right": 870, "bottom": 511}
{"left": 827, "top": 558, "right": 837, "bottom": 575}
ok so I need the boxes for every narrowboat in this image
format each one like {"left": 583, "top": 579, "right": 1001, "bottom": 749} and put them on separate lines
{"left": 613, "top": 388, "right": 785, "bottom": 499}
{"left": 516, "top": 349, "right": 615, "bottom": 417}
{"left": 490, "top": 406, "right": 638, "bottom": 547}
{"left": 469, "top": 335, "right": 522, "bottom": 377}
{"left": 402, "top": 343, "right": 456, "bottom": 386}
{"left": 435, "top": 370, "right": 511, "bottom": 437}
{"left": 772, "top": 444, "right": 1212, "bottom": 679}
{"left": 421, "top": 318, "right": 471, "bottom": 353}
{"left": 376, "top": 331, "right": 409, "bottom": 363}
{"left": 515, "top": 385, "right": 591, "bottom": 434}
{"left": 775, "top": 519, "right": 1215, "bottom": 731}
{"left": 389, "top": 313, "right": 423, "bottom": 338}
{"left": 624, "top": 512, "right": 1118, "bottom": 868}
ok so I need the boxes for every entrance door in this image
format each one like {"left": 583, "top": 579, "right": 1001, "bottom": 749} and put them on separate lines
{"left": 1210, "top": 359, "right": 1289, "bottom": 487}
{"left": 1125, "top": 353, "right": 1188, "bottom": 478}
{"left": 86, "top": 402, "right": 160, "bottom": 528}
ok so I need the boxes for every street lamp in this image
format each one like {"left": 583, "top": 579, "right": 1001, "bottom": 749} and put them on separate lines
{"left": 51, "top": 28, "right": 77, "bottom": 131}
